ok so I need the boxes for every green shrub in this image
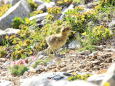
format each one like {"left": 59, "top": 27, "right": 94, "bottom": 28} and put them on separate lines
{"left": 27, "top": 0, "right": 38, "bottom": 11}
{"left": 30, "top": 10, "right": 43, "bottom": 16}
{"left": 32, "top": 58, "right": 51, "bottom": 68}
{"left": 0, "top": 46, "right": 7, "bottom": 58}
{"left": 48, "top": 6, "right": 62, "bottom": 14}
{"left": 82, "top": 25, "right": 112, "bottom": 45}
{"left": 12, "top": 17, "right": 36, "bottom": 29}
{"left": 101, "top": 0, "right": 115, "bottom": 6}
{"left": 12, "top": 17, "right": 24, "bottom": 29}
{"left": 65, "top": 8, "right": 97, "bottom": 33}
{"left": 9, "top": 65, "right": 28, "bottom": 76}
{"left": 0, "top": 4, "right": 11, "bottom": 17}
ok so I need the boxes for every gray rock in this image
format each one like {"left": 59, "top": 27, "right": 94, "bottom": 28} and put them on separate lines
{"left": 101, "top": 63, "right": 115, "bottom": 86}
{"left": 88, "top": 51, "right": 98, "bottom": 57}
{"left": 36, "top": 3, "right": 46, "bottom": 11}
{"left": 0, "top": 80, "right": 13, "bottom": 86}
{"left": 9, "top": 0, "right": 21, "bottom": 5}
{"left": 33, "top": 0, "right": 44, "bottom": 5}
{"left": 87, "top": 2, "right": 99, "bottom": 8}
{"left": 0, "top": 28, "right": 20, "bottom": 44}
{"left": 37, "top": 2, "right": 55, "bottom": 11}
{"left": 0, "top": 0, "right": 31, "bottom": 30}
{"left": 68, "top": 40, "right": 81, "bottom": 49}
{"left": 0, "top": 28, "right": 20, "bottom": 36}
{"left": 79, "top": 50, "right": 91, "bottom": 55}
{"left": 88, "top": 74, "right": 106, "bottom": 85}
{"left": 109, "top": 19, "right": 115, "bottom": 29}
{"left": 21, "top": 72, "right": 98, "bottom": 86}
{"left": 29, "top": 13, "right": 48, "bottom": 21}
{"left": 59, "top": 4, "right": 74, "bottom": 19}
{"left": 103, "top": 48, "right": 115, "bottom": 52}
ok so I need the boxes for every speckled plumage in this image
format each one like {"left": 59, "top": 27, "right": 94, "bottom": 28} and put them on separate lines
{"left": 46, "top": 27, "right": 71, "bottom": 53}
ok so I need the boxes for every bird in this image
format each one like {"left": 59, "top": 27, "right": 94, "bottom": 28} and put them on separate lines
{"left": 46, "top": 27, "right": 71, "bottom": 55}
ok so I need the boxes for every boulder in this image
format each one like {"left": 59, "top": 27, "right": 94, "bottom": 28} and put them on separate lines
{"left": 21, "top": 72, "right": 98, "bottom": 86}
{"left": 101, "top": 63, "right": 115, "bottom": 86}
{"left": 0, "top": 0, "right": 31, "bottom": 30}
{"left": 0, "top": 80, "right": 13, "bottom": 86}
{"left": 0, "top": 28, "right": 20, "bottom": 36}
{"left": 29, "top": 13, "right": 48, "bottom": 21}
{"left": 33, "top": 0, "right": 44, "bottom": 5}
{"left": 88, "top": 74, "right": 106, "bottom": 85}
{"left": 9, "top": 0, "right": 21, "bottom": 5}
{"left": 37, "top": 2, "right": 55, "bottom": 11}
{"left": 0, "top": 28, "right": 20, "bottom": 44}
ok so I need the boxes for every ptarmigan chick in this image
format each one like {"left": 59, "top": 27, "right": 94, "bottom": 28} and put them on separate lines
{"left": 46, "top": 27, "right": 71, "bottom": 54}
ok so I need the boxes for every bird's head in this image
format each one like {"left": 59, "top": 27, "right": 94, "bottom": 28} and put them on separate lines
{"left": 61, "top": 27, "right": 71, "bottom": 35}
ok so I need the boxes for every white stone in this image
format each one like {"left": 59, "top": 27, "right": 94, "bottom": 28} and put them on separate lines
{"left": 59, "top": 4, "right": 74, "bottom": 19}
{"left": 37, "top": 2, "right": 55, "bottom": 11}
{"left": 9, "top": 0, "right": 21, "bottom": 5}
{"left": 101, "top": 63, "right": 115, "bottom": 86}
{"left": 0, "top": 80, "right": 13, "bottom": 86}
{"left": 0, "top": 0, "right": 31, "bottom": 30}
{"left": 29, "top": 13, "right": 48, "bottom": 21}
{"left": 0, "top": 28, "right": 20, "bottom": 35}
{"left": 21, "top": 72, "right": 98, "bottom": 86}
{"left": 33, "top": 0, "right": 44, "bottom": 5}
{"left": 5, "top": 28, "right": 20, "bottom": 34}
{"left": 68, "top": 40, "right": 81, "bottom": 49}
{"left": 88, "top": 74, "right": 106, "bottom": 85}
{"left": 109, "top": 19, "right": 115, "bottom": 28}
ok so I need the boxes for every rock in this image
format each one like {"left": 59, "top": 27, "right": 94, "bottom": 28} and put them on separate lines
{"left": 0, "top": 28, "right": 20, "bottom": 45}
{"left": 88, "top": 51, "right": 98, "bottom": 57}
{"left": 59, "top": 4, "right": 74, "bottom": 19}
{"left": 9, "top": 0, "right": 21, "bottom": 5}
{"left": 0, "top": 28, "right": 20, "bottom": 36}
{"left": 21, "top": 72, "right": 98, "bottom": 86}
{"left": 88, "top": 74, "right": 106, "bottom": 85}
{"left": 36, "top": 3, "right": 46, "bottom": 11}
{"left": 0, "top": 28, "right": 20, "bottom": 35}
{"left": 29, "top": 13, "right": 48, "bottom": 21}
{"left": 101, "top": 63, "right": 115, "bottom": 86}
{"left": 79, "top": 50, "right": 91, "bottom": 55}
{"left": 33, "top": 0, "right": 44, "bottom": 5}
{"left": 87, "top": 2, "right": 99, "bottom": 8}
{"left": 103, "top": 48, "right": 115, "bottom": 52}
{"left": 84, "top": 0, "right": 94, "bottom": 4}
{"left": 4, "top": 28, "right": 20, "bottom": 35}
{"left": 37, "top": 2, "right": 55, "bottom": 11}
{"left": 109, "top": 19, "right": 115, "bottom": 29}
{"left": 68, "top": 40, "right": 81, "bottom": 49}
{"left": 0, "top": 0, "right": 31, "bottom": 30}
{"left": 0, "top": 80, "right": 13, "bottom": 86}
{"left": 95, "top": 45, "right": 104, "bottom": 51}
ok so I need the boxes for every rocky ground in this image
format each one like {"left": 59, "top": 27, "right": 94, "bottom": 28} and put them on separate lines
{"left": 0, "top": 0, "right": 115, "bottom": 86}
{"left": 0, "top": 36, "right": 115, "bottom": 86}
